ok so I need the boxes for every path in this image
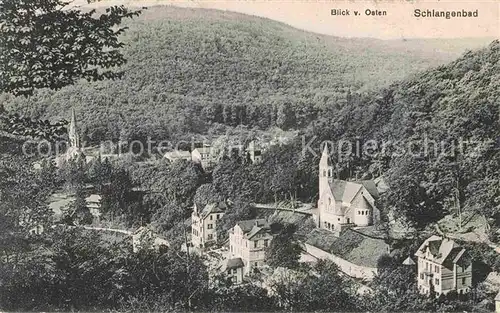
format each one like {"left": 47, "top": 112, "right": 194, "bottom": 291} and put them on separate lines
{"left": 251, "top": 203, "right": 315, "bottom": 216}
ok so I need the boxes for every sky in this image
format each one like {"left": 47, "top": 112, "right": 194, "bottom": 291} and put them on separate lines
{"left": 79, "top": 0, "right": 499, "bottom": 40}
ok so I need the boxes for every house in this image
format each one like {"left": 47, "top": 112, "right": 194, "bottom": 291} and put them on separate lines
{"left": 222, "top": 257, "right": 245, "bottom": 284}
{"left": 132, "top": 226, "right": 169, "bottom": 253}
{"left": 228, "top": 219, "right": 273, "bottom": 275}
{"left": 191, "top": 202, "right": 226, "bottom": 249}
{"left": 246, "top": 141, "right": 262, "bottom": 163}
{"left": 191, "top": 146, "right": 216, "bottom": 170}
{"left": 164, "top": 150, "right": 192, "bottom": 163}
{"left": 415, "top": 235, "right": 472, "bottom": 296}
{"left": 314, "top": 146, "right": 380, "bottom": 235}
{"left": 85, "top": 194, "right": 102, "bottom": 222}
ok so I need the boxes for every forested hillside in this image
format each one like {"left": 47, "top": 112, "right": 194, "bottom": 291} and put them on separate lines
{"left": 306, "top": 40, "right": 500, "bottom": 229}
{"left": 2, "top": 6, "right": 472, "bottom": 143}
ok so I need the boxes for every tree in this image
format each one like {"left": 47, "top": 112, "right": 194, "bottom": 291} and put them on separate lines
{"left": 266, "top": 223, "right": 302, "bottom": 269}
{"left": 0, "top": 0, "right": 141, "bottom": 97}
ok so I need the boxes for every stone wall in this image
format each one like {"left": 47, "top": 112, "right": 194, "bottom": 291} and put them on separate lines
{"left": 304, "top": 243, "right": 377, "bottom": 280}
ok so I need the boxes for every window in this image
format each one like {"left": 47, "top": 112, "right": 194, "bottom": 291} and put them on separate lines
{"left": 435, "top": 278, "right": 439, "bottom": 285}
{"left": 227, "top": 270, "right": 231, "bottom": 275}
{"left": 208, "top": 234, "right": 213, "bottom": 240}
{"left": 425, "top": 262, "right": 428, "bottom": 270}
{"left": 420, "top": 273, "right": 424, "bottom": 280}
{"left": 462, "top": 277, "right": 466, "bottom": 285}
{"left": 217, "top": 214, "right": 220, "bottom": 220}
{"left": 435, "top": 265, "right": 439, "bottom": 273}
{"left": 207, "top": 224, "right": 213, "bottom": 229}
{"left": 254, "top": 241, "right": 258, "bottom": 248}
{"left": 210, "top": 215, "right": 213, "bottom": 220}
{"left": 264, "top": 239, "right": 269, "bottom": 247}
{"left": 358, "top": 211, "right": 360, "bottom": 215}
{"left": 329, "top": 198, "right": 331, "bottom": 205}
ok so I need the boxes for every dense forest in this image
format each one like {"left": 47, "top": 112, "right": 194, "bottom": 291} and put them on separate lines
{"left": 1, "top": 7, "right": 473, "bottom": 144}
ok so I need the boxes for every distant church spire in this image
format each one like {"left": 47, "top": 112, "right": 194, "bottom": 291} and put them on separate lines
{"left": 68, "top": 108, "right": 80, "bottom": 149}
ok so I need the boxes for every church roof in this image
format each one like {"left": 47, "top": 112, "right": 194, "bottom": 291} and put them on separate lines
{"left": 329, "top": 180, "right": 378, "bottom": 204}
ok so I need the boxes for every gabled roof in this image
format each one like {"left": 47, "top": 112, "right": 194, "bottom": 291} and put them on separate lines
{"left": 225, "top": 257, "right": 244, "bottom": 270}
{"left": 164, "top": 150, "right": 191, "bottom": 159}
{"left": 85, "top": 194, "right": 101, "bottom": 203}
{"left": 414, "top": 235, "right": 465, "bottom": 265}
{"left": 329, "top": 180, "right": 378, "bottom": 204}
{"left": 235, "top": 218, "right": 272, "bottom": 239}
{"left": 402, "top": 256, "right": 416, "bottom": 266}
{"left": 236, "top": 218, "right": 268, "bottom": 233}
{"left": 193, "top": 147, "right": 211, "bottom": 154}
{"left": 199, "top": 202, "right": 227, "bottom": 219}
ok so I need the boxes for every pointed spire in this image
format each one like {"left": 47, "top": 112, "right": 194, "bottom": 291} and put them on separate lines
{"left": 320, "top": 143, "right": 333, "bottom": 167}
{"left": 68, "top": 108, "right": 80, "bottom": 149}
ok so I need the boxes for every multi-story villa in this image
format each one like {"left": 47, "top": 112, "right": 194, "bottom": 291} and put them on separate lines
{"left": 415, "top": 235, "right": 472, "bottom": 296}
{"left": 191, "top": 146, "right": 216, "bottom": 170}
{"left": 314, "top": 145, "right": 380, "bottom": 235}
{"left": 228, "top": 219, "right": 273, "bottom": 275}
{"left": 191, "top": 202, "right": 226, "bottom": 249}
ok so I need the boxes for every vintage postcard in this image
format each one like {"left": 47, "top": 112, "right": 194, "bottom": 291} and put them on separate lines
{"left": 0, "top": 0, "right": 499, "bottom": 311}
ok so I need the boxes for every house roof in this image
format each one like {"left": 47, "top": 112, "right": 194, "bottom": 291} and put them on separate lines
{"left": 414, "top": 235, "right": 465, "bottom": 265}
{"left": 236, "top": 219, "right": 269, "bottom": 233}
{"left": 193, "top": 147, "right": 211, "bottom": 154}
{"left": 402, "top": 256, "right": 416, "bottom": 265}
{"left": 85, "top": 194, "right": 101, "bottom": 203}
{"left": 199, "top": 202, "right": 227, "bottom": 219}
{"left": 164, "top": 150, "right": 191, "bottom": 159}
{"left": 235, "top": 219, "right": 272, "bottom": 239}
{"left": 495, "top": 291, "right": 500, "bottom": 301}
{"left": 225, "top": 257, "right": 244, "bottom": 270}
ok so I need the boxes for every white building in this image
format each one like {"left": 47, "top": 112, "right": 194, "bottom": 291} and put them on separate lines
{"left": 314, "top": 145, "right": 380, "bottom": 235}
{"left": 222, "top": 257, "right": 245, "bottom": 284}
{"left": 415, "top": 235, "right": 472, "bottom": 296}
{"left": 191, "top": 202, "right": 226, "bottom": 249}
{"left": 191, "top": 146, "right": 216, "bottom": 170}
{"left": 228, "top": 219, "right": 273, "bottom": 275}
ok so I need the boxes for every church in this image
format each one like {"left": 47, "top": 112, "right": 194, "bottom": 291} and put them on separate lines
{"left": 54, "top": 108, "right": 85, "bottom": 167}
{"left": 313, "top": 145, "right": 380, "bottom": 235}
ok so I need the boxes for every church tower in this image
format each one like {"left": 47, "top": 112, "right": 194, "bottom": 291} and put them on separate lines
{"left": 319, "top": 143, "right": 334, "bottom": 194}
{"left": 68, "top": 108, "right": 80, "bottom": 149}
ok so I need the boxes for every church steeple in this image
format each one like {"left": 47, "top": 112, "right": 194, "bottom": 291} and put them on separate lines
{"left": 68, "top": 108, "right": 80, "bottom": 149}
{"left": 319, "top": 144, "right": 335, "bottom": 197}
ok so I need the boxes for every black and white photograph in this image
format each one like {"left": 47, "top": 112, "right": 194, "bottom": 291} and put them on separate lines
{"left": 0, "top": 0, "right": 499, "bottom": 311}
